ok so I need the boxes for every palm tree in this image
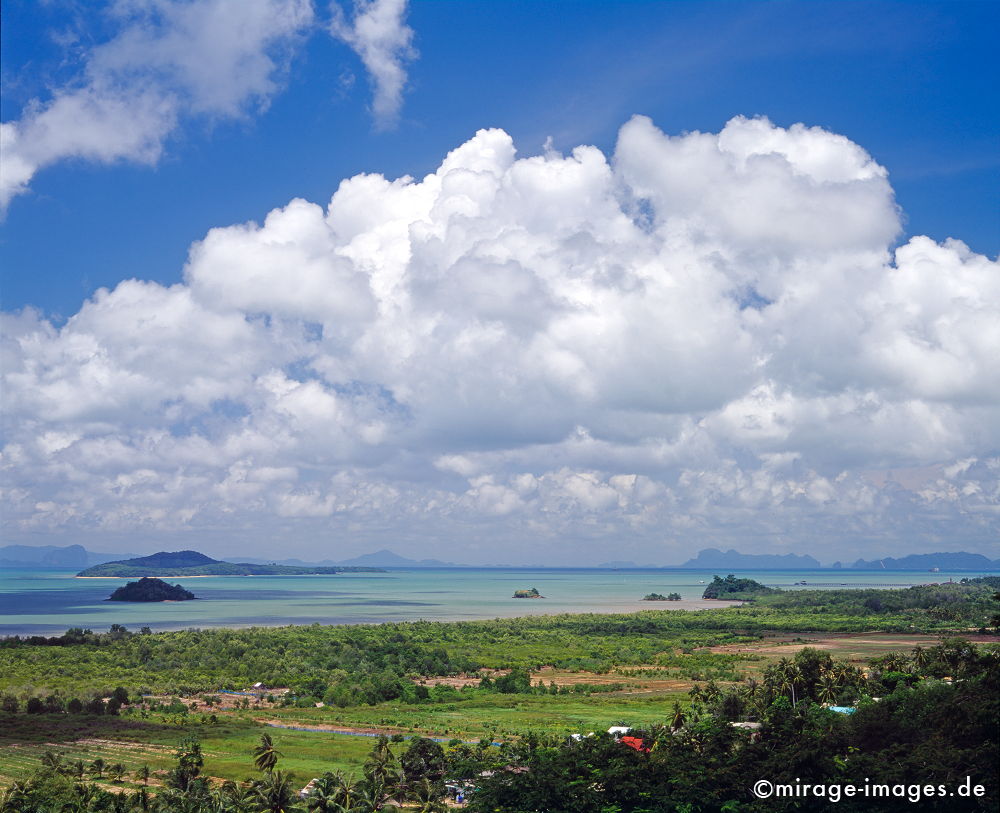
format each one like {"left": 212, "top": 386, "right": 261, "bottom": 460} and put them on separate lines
{"left": 88, "top": 757, "right": 106, "bottom": 780}
{"left": 217, "top": 780, "right": 258, "bottom": 813}
{"left": 363, "top": 735, "right": 400, "bottom": 802}
{"left": 253, "top": 733, "right": 283, "bottom": 774}
{"left": 911, "top": 646, "right": 928, "bottom": 672}
{"left": 254, "top": 770, "right": 302, "bottom": 813}
{"left": 670, "top": 701, "right": 686, "bottom": 731}
{"left": 109, "top": 762, "right": 127, "bottom": 783}
{"left": 816, "top": 672, "right": 839, "bottom": 704}
{"left": 135, "top": 764, "right": 151, "bottom": 786}
{"left": 69, "top": 759, "right": 86, "bottom": 781}
{"left": 408, "top": 776, "right": 449, "bottom": 813}
{"left": 688, "top": 684, "right": 704, "bottom": 704}
{"left": 40, "top": 750, "right": 63, "bottom": 773}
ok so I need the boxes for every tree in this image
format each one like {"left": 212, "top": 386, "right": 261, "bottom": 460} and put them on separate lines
{"left": 88, "top": 758, "right": 106, "bottom": 780}
{"left": 254, "top": 770, "right": 302, "bottom": 813}
{"left": 670, "top": 701, "right": 686, "bottom": 731}
{"left": 167, "top": 736, "right": 204, "bottom": 791}
{"left": 253, "top": 732, "right": 283, "bottom": 774}
{"left": 135, "top": 764, "right": 151, "bottom": 786}
{"left": 109, "top": 762, "right": 127, "bottom": 783}
{"left": 401, "top": 737, "right": 446, "bottom": 788}
{"left": 40, "top": 750, "right": 63, "bottom": 773}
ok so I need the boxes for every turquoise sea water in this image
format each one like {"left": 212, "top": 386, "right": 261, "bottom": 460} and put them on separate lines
{"left": 2, "top": 566, "right": 996, "bottom": 636}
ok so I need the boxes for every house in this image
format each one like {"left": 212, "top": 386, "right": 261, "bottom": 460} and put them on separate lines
{"left": 619, "top": 735, "right": 649, "bottom": 753}
{"left": 607, "top": 726, "right": 631, "bottom": 738}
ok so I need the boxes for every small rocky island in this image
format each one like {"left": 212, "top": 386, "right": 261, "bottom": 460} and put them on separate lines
{"left": 513, "top": 587, "right": 544, "bottom": 598}
{"left": 108, "top": 577, "right": 196, "bottom": 602}
{"left": 643, "top": 592, "right": 681, "bottom": 601}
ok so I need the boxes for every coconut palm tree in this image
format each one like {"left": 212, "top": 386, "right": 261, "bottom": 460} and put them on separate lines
{"left": 253, "top": 733, "right": 283, "bottom": 774}
{"left": 217, "top": 780, "right": 258, "bottom": 813}
{"left": 135, "top": 764, "right": 151, "bottom": 786}
{"left": 408, "top": 776, "right": 449, "bottom": 813}
{"left": 254, "top": 770, "right": 302, "bottom": 813}
{"left": 69, "top": 759, "right": 86, "bottom": 781}
{"left": 817, "top": 673, "right": 839, "bottom": 704}
{"left": 40, "top": 750, "right": 63, "bottom": 773}
{"left": 88, "top": 757, "right": 106, "bottom": 780}
{"left": 670, "top": 701, "right": 686, "bottom": 731}
{"left": 109, "top": 762, "right": 127, "bottom": 783}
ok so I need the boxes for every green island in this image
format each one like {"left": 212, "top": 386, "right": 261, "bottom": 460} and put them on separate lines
{"left": 1, "top": 577, "right": 998, "bottom": 811}
{"left": 642, "top": 592, "right": 682, "bottom": 601}
{"left": 108, "top": 578, "right": 196, "bottom": 602}
{"left": 77, "top": 550, "right": 385, "bottom": 578}
{"left": 512, "top": 587, "right": 544, "bottom": 598}
{"left": 701, "top": 573, "right": 779, "bottom": 599}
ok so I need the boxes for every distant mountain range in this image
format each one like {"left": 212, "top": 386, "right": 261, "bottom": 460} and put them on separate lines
{"left": 76, "top": 550, "right": 383, "bottom": 577}
{"left": 5, "top": 543, "right": 998, "bottom": 572}
{"left": 1, "top": 544, "right": 138, "bottom": 569}
{"left": 228, "top": 549, "right": 458, "bottom": 568}
{"left": 675, "top": 548, "right": 824, "bottom": 569}
{"left": 848, "top": 552, "right": 1000, "bottom": 570}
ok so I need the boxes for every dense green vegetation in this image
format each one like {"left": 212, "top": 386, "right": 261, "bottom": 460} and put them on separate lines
{"left": 2, "top": 579, "right": 997, "bottom": 701}
{"left": 469, "top": 641, "right": 999, "bottom": 812}
{"left": 77, "top": 550, "right": 382, "bottom": 577}
{"left": 702, "top": 574, "right": 779, "bottom": 599}
{"left": 2, "top": 640, "right": 996, "bottom": 811}
{"left": 108, "top": 577, "right": 196, "bottom": 602}
{"left": 642, "top": 592, "right": 681, "bottom": 601}
{"left": 512, "top": 587, "right": 543, "bottom": 598}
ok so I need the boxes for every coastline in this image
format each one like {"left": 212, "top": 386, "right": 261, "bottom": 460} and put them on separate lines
{"left": 0, "top": 599, "right": 745, "bottom": 638}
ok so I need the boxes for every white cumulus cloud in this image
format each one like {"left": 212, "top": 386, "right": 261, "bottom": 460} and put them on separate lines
{"left": 2, "top": 115, "right": 998, "bottom": 562}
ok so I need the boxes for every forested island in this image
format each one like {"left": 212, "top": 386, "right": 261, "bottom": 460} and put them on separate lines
{"left": 701, "top": 574, "right": 778, "bottom": 599}
{"left": 107, "top": 577, "right": 195, "bottom": 602}
{"left": 642, "top": 592, "right": 681, "bottom": 601}
{"left": 77, "top": 550, "right": 384, "bottom": 578}
{"left": 512, "top": 587, "right": 544, "bottom": 598}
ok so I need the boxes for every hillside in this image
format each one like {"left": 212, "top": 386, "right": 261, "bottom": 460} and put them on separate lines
{"left": 851, "top": 552, "right": 1000, "bottom": 570}
{"left": 77, "top": 550, "right": 383, "bottom": 577}
{"left": 107, "top": 577, "right": 196, "bottom": 602}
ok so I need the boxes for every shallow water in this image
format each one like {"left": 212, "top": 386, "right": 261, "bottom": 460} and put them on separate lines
{"left": 1, "top": 566, "right": 994, "bottom": 636}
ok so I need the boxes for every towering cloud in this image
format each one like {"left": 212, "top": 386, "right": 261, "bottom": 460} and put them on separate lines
{"left": 2, "top": 116, "right": 997, "bottom": 561}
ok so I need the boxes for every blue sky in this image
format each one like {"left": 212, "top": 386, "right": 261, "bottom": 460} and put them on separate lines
{"left": 1, "top": 1, "right": 998, "bottom": 563}
{"left": 3, "top": 1, "right": 997, "bottom": 315}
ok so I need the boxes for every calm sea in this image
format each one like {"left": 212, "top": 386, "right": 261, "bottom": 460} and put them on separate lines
{"left": 1, "top": 566, "right": 996, "bottom": 637}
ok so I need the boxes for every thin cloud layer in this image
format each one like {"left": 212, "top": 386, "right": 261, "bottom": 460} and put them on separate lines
{"left": 2, "top": 116, "right": 997, "bottom": 562}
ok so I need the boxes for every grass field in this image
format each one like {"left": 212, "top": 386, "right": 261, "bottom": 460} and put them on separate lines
{"left": 0, "top": 714, "right": 384, "bottom": 791}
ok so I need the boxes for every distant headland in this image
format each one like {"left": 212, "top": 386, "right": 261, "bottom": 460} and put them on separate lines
{"left": 77, "top": 550, "right": 384, "bottom": 577}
